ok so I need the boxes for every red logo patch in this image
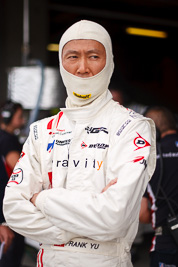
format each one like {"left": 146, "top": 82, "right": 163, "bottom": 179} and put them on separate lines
{"left": 81, "top": 141, "right": 87, "bottom": 149}
{"left": 134, "top": 132, "right": 151, "bottom": 151}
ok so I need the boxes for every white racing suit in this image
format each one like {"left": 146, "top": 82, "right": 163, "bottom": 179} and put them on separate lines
{"left": 3, "top": 92, "right": 156, "bottom": 267}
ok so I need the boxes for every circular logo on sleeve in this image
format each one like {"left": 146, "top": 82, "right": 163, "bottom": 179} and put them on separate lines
{"left": 8, "top": 168, "right": 23, "bottom": 186}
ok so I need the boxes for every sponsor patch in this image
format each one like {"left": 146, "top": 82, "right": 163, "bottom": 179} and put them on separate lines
{"left": 81, "top": 141, "right": 87, "bottom": 149}
{"left": 58, "top": 131, "right": 72, "bottom": 135}
{"left": 85, "top": 127, "right": 108, "bottom": 134}
{"left": 8, "top": 168, "right": 23, "bottom": 185}
{"left": 134, "top": 132, "right": 151, "bottom": 151}
{"left": 49, "top": 131, "right": 71, "bottom": 135}
{"left": 129, "top": 110, "right": 140, "bottom": 119}
{"left": 47, "top": 140, "right": 55, "bottom": 152}
{"left": 56, "top": 158, "right": 103, "bottom": 171}
{"left": 33, "top": 125, "right": 38, "bottom": 140}
{"left": 89, "top": 143, "right": 109, "bottom": 149}
{"left": 140, "top": 158, "right": 147, "bottom": 169}
{"left": 131, "top": 156, "right": 147, "bottom": 169}
{"left": 131, "top": 156, "right": 145, "bottom": 163}
{"left": 73, "top": 92, "right": 91, "bottom": 99}
{"left": 116, "top": 119, "right": 131, "bottom": 136}
{"left": 55, "top": 139, "right": 71, "bottom": 146}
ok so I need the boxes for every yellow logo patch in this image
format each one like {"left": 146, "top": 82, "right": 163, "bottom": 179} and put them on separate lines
{"left": 73, "top": 92, "right": 91, "bottom": 99}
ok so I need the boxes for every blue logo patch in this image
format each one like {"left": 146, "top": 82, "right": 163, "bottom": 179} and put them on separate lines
{"left": 175, "top": 141, "right": 178, "bottom": 148}
{"left": 47, "top": 140, "right": 55, "bottom": 152}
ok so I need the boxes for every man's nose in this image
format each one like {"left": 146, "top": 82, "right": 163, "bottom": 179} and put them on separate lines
{"left": 77, "top": 57, "right": 90, "bottom": 76}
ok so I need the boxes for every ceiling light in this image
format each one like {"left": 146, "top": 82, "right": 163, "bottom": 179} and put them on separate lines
{"left": 47, "top": 43, "right": 59, "bottom": 52}
{"left": 126, "top": 27, "right": 168, "bottom": 38}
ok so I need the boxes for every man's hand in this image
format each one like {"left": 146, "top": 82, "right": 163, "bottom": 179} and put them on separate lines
{"left": 0, "top": 225, "right": 14, "bottom": 254}
{"left": 101, "top": 178, "right": 118, "bottom": 193}
{"left": 30, "top": 193, "right": 40, "bottom": 207}
{"left": 139, "top": 197, "right": 151, "bottom": 223}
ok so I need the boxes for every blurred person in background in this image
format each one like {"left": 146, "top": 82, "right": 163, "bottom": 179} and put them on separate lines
{"left": 0, "top": 100, "right": 25, "bottom": 267}
{"left": 0, "top": 100, "right": 25, "bottom": 176}
{"left": 109, "top": 82, "right": 147, "bottom": 115}
{"left": 140, "top": 106, "right": 178, "bottom": 267}
{"left": 0, "top": 155, "right": 14, "bottom": 257}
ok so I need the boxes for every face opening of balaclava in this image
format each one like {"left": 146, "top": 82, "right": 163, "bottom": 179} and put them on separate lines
{"left": 59, "top": 20, "right": 114, "bottom": 108}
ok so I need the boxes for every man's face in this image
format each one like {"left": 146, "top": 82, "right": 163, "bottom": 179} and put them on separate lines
{"left": 11, "top": 108, "right": 25, "bottom": 130}
{"left": 62, "top": 39, "right": 106, "bottom": 78}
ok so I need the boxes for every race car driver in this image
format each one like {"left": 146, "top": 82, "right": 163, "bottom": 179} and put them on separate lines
{"left": 3, "top": 20, "right": 156, "bottom": 267}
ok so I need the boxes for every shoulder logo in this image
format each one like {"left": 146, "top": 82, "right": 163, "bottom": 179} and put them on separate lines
{"left": 129, "top": 110, "right": 140, "bottom": 119}
{"left": 116, "top": 119, "right": 131, "bottom": 136}
{"left": 8, "top": 168, "right": 23, "bottom": 186}
{"left": 134, "top": 132, "right": 151, "bottom": 151}
{"left": 33, "top": 125, "right": 38, "bottom": 140}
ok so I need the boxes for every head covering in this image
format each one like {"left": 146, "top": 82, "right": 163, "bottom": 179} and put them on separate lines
{"left": 59, "top": 20, "right": 114, "bottom": 107}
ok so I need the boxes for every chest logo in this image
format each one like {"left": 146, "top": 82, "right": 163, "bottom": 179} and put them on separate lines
{"left": 47, "top": 140, "right": 55, "bottom": 153}
{"left": 81, "top": 141, "right": 87, "bottom": 149}
{"left": 85, "top": 127, "right": 108, "bottom": 134}
{"left": 55, "top": 139, "right": 71, "bottom": 146}
{"left": 73, "top": 92, "right": 91, "bottom": 99}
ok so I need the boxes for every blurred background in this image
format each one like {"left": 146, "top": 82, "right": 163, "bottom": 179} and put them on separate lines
{"left": 1, "top": 0, "right": 178, "bottom": 117}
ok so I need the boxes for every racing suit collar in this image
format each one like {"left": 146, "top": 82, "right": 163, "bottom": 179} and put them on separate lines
{"left": 60, "top": 90, "right": 113, "bottom": 123}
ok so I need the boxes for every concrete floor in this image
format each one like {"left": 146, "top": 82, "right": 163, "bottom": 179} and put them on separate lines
{"left": 132, "top": 233, "right": 153, "bottom": 267}
{"left": 21, "top": 245, "right": 37, "bottom": 267}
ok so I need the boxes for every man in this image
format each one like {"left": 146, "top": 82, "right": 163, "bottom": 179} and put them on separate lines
{"left": 139, "top": 106, "right": 178, "bottom": 266}
{"left": 0, "top": 155, "right": 14, "bottom": 255}
{"left": 3, "top": 20, "right": 156, "bottom": 267}
{"left": 0, "top": 100, "right": 25, "bottom": 175}
{"left": 0, "top": 100, "right": 25, "bottom": 267}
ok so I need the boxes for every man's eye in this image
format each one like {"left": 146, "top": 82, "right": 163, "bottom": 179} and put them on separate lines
{"left": 90, "top": 55, "right": 99, "bottom": 59}
{"left": 67, "top": 55, "right": 77, "bottom": 59}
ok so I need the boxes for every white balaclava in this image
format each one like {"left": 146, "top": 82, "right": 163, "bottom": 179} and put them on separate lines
{"left": 59, "top": 20, "right": 114, "bottom": 107}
